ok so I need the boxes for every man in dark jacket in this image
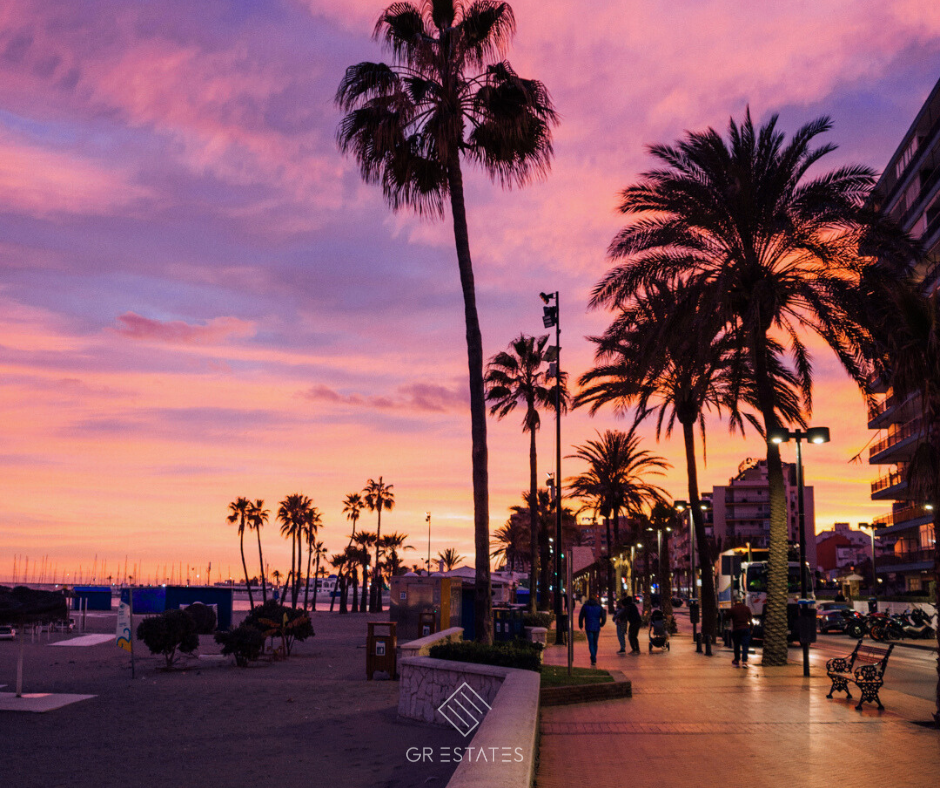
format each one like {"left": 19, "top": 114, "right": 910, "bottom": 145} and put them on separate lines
{"left": 578, "top": 595, "right": 607, "bottom": 666}
{"left": 625, "top": 596, "right": 642, "bottom": 654}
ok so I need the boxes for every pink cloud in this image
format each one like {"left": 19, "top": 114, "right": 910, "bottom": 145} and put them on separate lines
{"left": 301, "top": 381, "right": 467, "bottom": 412}
{"left": 112, "top": 312, "right": 256, "bottom": 345}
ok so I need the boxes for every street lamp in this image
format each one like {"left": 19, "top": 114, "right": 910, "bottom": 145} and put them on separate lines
{"left": 425, "top": 512, "right": 431, "bottom": 576}
{"left": 768, "top": 425, "right": 830, "bottom": 677}
{"left": 540, "top": 290, "right": 565, "bottom": 646}
{"left": 859, "top": 522, "right": 878, "bottom": 602}
{"left": 675, "top": 498, "right": 711, "bottom": 654}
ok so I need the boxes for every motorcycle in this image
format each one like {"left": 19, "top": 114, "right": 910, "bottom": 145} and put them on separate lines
{"left": 870, "top": 608, "right": 936, "bottom": 641}
{"left": 842, "top": 609, "right": 888, "bottom": 640}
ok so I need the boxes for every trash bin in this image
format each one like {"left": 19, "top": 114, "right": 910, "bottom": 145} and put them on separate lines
{"left": 419, "top": 609, "right": 437, "bottom": 638}
{"left": 797, "top": 599, "right": 816, "bottom": 646}
{"left": 689, "top": 600, "right": 700, "bottom": 625}
{"left": 867, "top": 596, "right": 878, "bottom": 614}
{"left": 366, "top": 621, "right": 398, "bottom": 680}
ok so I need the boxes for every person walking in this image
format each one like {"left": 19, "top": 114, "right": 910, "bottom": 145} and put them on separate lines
{"left": 614, "top": 596, "right": 629, "bottom": 654}
{"left": 729, "top": 595, "right": 753, "bottom": 667}
{"left": 578, "top": 594, "right": 607, "bottom": 666}
{"left": 625, "top": 595, "right": 642, "bottom": 654}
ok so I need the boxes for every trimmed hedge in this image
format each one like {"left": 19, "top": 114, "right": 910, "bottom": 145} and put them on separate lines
{"left": 137, "top": 609, "right": 198, "bottom": 668}
{"left": 428, "top": 639, "right": 542, "bottom": 672}
{"left": 522, "top": 611, "right": 555, "bottom": 629}
{"left": 215, "top": 624, "right": 266, "bottom": 667}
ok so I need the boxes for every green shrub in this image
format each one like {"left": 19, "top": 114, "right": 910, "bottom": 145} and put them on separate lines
{"left": 184, "top": 602, "right": 217, "bottom": 634}
{"left": 136, "top": 609, "right": 198, "bottom": 669}
{"left": 522, "top": 611, "right": 555, "bottom": 629}
{"left": 428, "top": 639, "right": 542, "bottom": 672}
{"left": 243, "top": 600, "right": 314, "bottom": 656}
{"left": 215, "top": 624, "right": 266, "bottom": 667}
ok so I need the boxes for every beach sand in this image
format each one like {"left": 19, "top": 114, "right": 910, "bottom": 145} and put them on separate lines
{"left": 0, "top": 610, "right": 462, "bottom": 788}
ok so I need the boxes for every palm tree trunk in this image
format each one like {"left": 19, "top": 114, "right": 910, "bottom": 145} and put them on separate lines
{"left": 313, "top": 553, "right": 321, "bottom": 610}
{"left": 447, "top": 155, "right": 492, "bottom": 645}
{"left": 372, "top": 511, "right": 383, "bottom": 613}
{"left": 360, "top": 560, "right": 369, "bottom": 612}
{"left": 255, "top": 529, "right": 267, "bottom": 604}
{"left": 682, "top": 419, "right": 716, "bottom": 656}
{"left": 750, "top": 331, "right": 789, "bottom": 666}
{"left": 660, "top": 528, "right": 673, "bottom": 621}
{"left": 239, "top": 522, "right": 254, "bottom": 610}
{"left": 527, "top": 427, "right": 539, "bottom": 614}
{"left": 304, "top": 542, "right": 313, "bottom": 610}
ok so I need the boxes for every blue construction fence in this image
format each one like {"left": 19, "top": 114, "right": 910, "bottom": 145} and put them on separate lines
{"left": 118, "top": 586, "right": 234, "bottom": 631}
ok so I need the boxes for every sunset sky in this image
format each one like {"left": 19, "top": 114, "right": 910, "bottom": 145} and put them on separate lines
{"left": 2, "top": 1, "right": 940, "bottom": 584}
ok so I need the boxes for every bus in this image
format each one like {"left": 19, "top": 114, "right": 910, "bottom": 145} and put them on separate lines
{"left": 716, "top": 546, "right": 814, "bottom": 641}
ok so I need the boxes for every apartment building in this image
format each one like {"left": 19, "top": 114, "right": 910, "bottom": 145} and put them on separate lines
{"left": 710, "top": 458, "right": 817, "bottom": 570}
{"left": 868, "top": 77, "right": 940, "bottom": 596}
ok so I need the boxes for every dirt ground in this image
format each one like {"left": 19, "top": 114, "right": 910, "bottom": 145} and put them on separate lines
{"left": 0, "top": 610, "right": 462, "bottom": 788}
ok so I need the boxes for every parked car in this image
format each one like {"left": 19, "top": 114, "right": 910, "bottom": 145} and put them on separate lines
{"left": 816, "top": 602, "right": 852, "bottom": 633}
{"left": 0, "top": 625, "right": 17, "bottom": 641}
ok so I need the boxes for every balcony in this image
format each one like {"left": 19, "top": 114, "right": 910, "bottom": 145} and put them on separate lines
{"left": 876, "top": 548, "right": 935, "bottom": 569}
{"left": 870, "top": 468, "right": 908, "bottom": 500}
{"left": 867, "top": 392, "right": 918, "bottom": 429}
{"left": 872, "top": 504, "right": 932, "bottom": 529}
{"left": 869, "top": 419, "right": 923, "bottom": 464}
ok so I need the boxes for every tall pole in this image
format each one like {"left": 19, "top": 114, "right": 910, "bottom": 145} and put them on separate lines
{"left": 426, "top": 512, "right": 431, "bottom": 575}
{"left": 553, "top": 291, "right": 563, "bottom": 646}
{"left": 795, "top": 433, "right": 810, "bottom": 678}
{"left": 689, "top": 508, "right": 700, "bottom": 652}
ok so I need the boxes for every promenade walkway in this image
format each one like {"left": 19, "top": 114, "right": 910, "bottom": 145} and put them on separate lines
{"left": 537, "top": 619, "right": 939, "bottom": 788}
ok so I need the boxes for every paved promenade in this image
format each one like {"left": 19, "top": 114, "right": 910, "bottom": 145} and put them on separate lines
{"left": 538, "top": 621, "right": 939, "bottom": 788}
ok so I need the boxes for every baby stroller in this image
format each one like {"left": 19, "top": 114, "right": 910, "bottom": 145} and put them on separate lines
{"left": 648, "top": 609, "right": 670, "bottom": 652}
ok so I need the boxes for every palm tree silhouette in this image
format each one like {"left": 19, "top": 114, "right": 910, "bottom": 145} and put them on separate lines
{"left": 227, "top": 497, "right": 254, "bottom": 609}
{"left": 486, "top": 333, "right": 567, "bottom": 612}
{"left": 309, "top": 539, "right": 327, "bottom": 610}
{"left": 491, "top": 517, "right": 528, "bottom": 573}
{"left": 577, "top": 285, "right": 804, "bottom": 651}
{"left": 363, "top": 478, "right": 395, "bottom": 612}
{"left": 278, "top": 493, "right": 313, "bottom": 607}
{"left": 568, "top": 429, "right": 669, "bottom": 611}
{"left": 591, "top": 111, "right": 912, "bottom": 663}
{"left": 353, "top": 532, "right": 376, "bottom": 613}
{"left": 437, "top": 548, "right": 464, "bottom": 572}
{"left": 337, "top": 0, "right": 557, "bottom": 643}
{"left": 248, "top": 499, "right": 270, "bottom": 603}
{"left": 340, "top": 493, "right": 364, "bottom": 614}
{"left": 303, "top": 508, "right": 323, "bottom": 610}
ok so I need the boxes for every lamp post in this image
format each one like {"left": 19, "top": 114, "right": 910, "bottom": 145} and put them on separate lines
{"left": 769, "top": 425, "right": 830, "bottom": 677}
{"left": 540, "top": 290, "right": 564, "bottom": 645}
{"left": 860, "top": 522, "right": 877, "bottom": 601}
{"left": 675, "top": 498, "right": 711, "bottom": 654}
{"left": 426, "top": 512, "right": 431, "bottom": 576}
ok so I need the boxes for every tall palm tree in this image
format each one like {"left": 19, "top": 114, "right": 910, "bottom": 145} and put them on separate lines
{"left": 590, "top": 111, "right": 911, "bottom": 664}
{"left": 491, "top": 516, "right": 528, "bottom": 572}
{"left": 227, "top": 497, "right": 254, "bottom": 609}
{"left": 278, "top": 493, "right": 313, "bottom": 608}
{"left": 343, "top": 544, "right": 363, "bottom": 613}
{"left": 310, "top": 540, "right": 328, "bottom": 610}
{"left": 341, "top": 492, "right": 364, "bottom": 612}
{"left": 248, "top": 499, "right": 270, "bottom": 603}
{"left": 363, "top": 477, "right": 395, "bottom": 612}
{"left": 337, "top": 1, "right": 557, "bottom": 644}
{"left": 380, "top": 532, "right": 413, "bottom": 578}
{"left": 302, "top": 508, "right": 323, "bottom": 610}
{"left": 437, "top": 548, "right": 465, "bottom": 571}
{"left": 485, "top": 333, "right": 567, "bottom": 613}
{"left": 331, "top": 552, "right": 349, "bottom": 613}
{"left": 353, "top": 532, "right": 376, "bottom": 613}
{"left": 577, "top": 285, "right": 805, "bottom": 652}
{"left": 510, "top": 488, "right": 555, "bottom": 610}
{"left": 867, "top": 280, "right": 940, "bottom": 724}
{"left": 568, "top": 429, "right": 669, "bottom": 611}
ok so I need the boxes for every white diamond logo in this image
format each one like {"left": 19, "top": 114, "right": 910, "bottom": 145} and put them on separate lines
{"left": 437, "top": 682, "right": 492, "bottom": 737}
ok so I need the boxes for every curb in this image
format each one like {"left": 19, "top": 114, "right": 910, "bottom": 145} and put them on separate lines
{"left": 540, "top": 677, "right": 632, "bottom": 707}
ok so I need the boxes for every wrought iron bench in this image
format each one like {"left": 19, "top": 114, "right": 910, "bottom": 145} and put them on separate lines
{"left": 826, "top": 640, "right": 894, "bottom": 710}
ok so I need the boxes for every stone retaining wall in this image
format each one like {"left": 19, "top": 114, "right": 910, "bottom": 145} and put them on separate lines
{"left": 397, "top": 657, "right": 506, "bottom": 725}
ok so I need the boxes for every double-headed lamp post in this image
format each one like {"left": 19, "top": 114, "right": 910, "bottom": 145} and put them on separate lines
{"left": 859, "top": 522, "right": 878, "bottom": 601}
{"left": 540, "top": 290, "right": 565, "bottom": 646}
{"left": 675, "top": 498, "right": 710, "bottom": 654}
{"left": 769, "top": 425, "right": 830, "bottom": 678}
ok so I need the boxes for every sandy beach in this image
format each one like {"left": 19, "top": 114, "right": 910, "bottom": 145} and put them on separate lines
{"left": 1, "top": 610, "right": 462, "bottom": 788}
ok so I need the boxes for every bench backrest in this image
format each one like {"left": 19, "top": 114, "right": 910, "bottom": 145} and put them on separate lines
{"left": 848, "top": 641, "right": 893, "bottom": 677}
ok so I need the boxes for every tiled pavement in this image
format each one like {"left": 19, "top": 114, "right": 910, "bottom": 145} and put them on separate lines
{"left": 537, "top": 620, "right": 940, "bottom": 788}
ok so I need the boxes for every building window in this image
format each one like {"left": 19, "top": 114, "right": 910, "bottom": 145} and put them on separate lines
{"left": 896, "top": 136, "right": 920, "bottom": 180}
{"left": 920, "top": 523, "right": 936, "bottom": 550}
